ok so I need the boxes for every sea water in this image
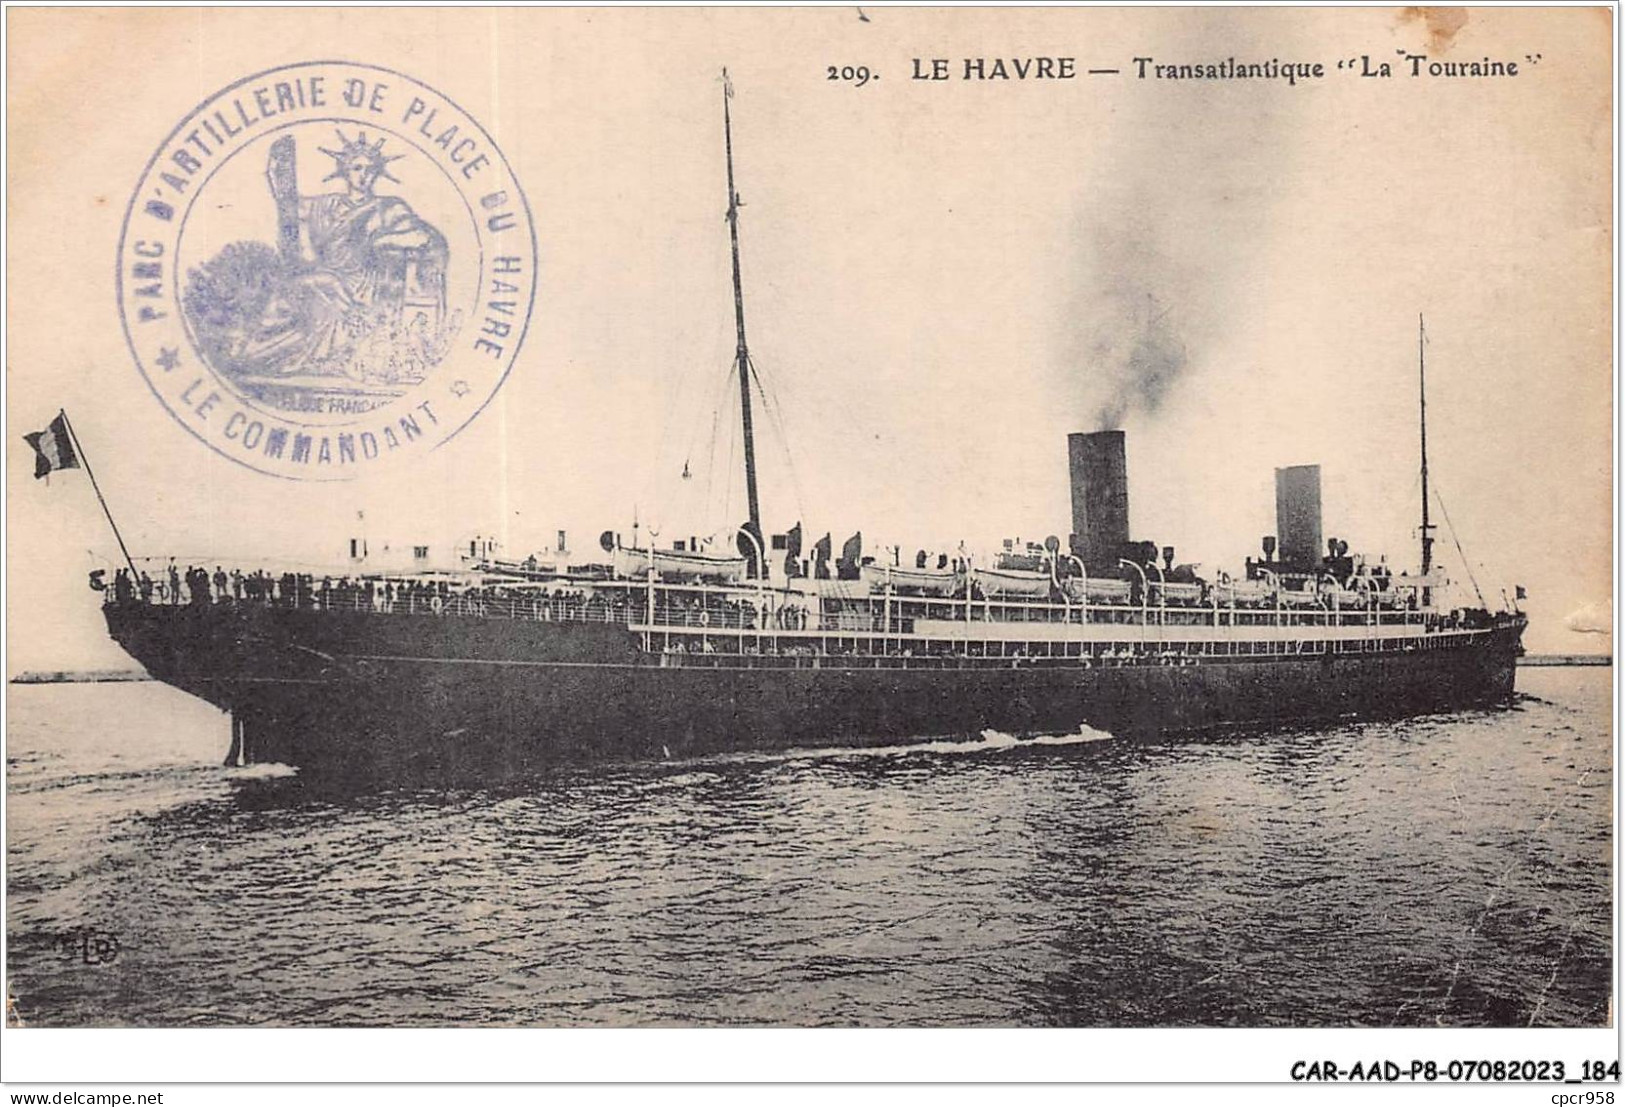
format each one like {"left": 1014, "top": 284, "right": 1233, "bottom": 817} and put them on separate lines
{"left": 5, "top": 668, "right": 1612, "bottom": 1027}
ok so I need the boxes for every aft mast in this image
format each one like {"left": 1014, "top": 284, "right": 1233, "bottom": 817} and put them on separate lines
{"left": 722, "top": 69, "right": 764, "bottom": 573}
{"left": 1418, "top": 314, "right": 1435, "bottom": 606}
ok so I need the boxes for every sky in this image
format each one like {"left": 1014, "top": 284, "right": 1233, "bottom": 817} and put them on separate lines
{"left": 6, "top": 6, "right": 1613, "bottom": 670}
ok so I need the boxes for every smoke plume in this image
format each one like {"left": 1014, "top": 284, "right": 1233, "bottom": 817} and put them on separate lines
{"left": 1564, "top": 599, "right": 1612, "bottom": 635}
{"left": 1060, "top": 14, "right": 1295, "bottom": 432}
{"left": 1086, "top": 285, "right": 1189, "bottom": 431}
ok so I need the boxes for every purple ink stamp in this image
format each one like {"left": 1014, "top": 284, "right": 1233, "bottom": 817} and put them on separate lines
{"left": 117, "top": 61, "right": 536, "bottom": 479}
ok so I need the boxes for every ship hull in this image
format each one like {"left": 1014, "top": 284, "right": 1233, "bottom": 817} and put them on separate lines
{"left": 105, "top": 602, "right": 1524, "bottom": 779}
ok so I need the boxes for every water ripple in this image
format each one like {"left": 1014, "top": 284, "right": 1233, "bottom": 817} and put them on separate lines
{"left": 5, "top": 669, "right": 1612, "bottom": 1027}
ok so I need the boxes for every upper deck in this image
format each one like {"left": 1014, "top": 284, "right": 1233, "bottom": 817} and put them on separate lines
{"left": 102, "top": 561, "right": 1520, "bottom": 670}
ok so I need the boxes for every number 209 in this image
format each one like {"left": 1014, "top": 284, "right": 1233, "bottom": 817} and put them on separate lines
{"left": 827, "top": 65, "right": 874, "bottom": 87}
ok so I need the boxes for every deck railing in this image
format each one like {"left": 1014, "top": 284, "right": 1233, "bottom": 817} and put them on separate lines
{"left": 103, "top": 570, "right": 1510, "bottom": 668}
{"left": 103, "top": 569, "right": 1446, "bottom": 635}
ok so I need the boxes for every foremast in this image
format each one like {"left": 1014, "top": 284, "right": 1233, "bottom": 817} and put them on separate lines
{"left": 722, "top": 69, "right": 763, "bottom": 574}
{"left": 1418, "top": 314, "right": 1435, "bottom": 608}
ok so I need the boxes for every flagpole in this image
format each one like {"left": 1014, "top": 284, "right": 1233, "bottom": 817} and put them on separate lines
{"left": 57, "top": 409, "right": 138, "bottom": 580}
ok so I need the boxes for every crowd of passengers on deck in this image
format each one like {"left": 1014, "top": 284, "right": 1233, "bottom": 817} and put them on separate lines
{"left": 104, "top": 565, "right": 1443, "bottom": 629}
{"left": 107, "top": 567, "right": 460, "bottom": 611}
{"left": 104, "top": 567, "right": 810, "bottom": 629}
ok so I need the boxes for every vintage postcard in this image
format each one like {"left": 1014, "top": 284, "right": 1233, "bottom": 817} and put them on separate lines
{"left": 3, "top": 3, "right": 1615, "bottom": 1090}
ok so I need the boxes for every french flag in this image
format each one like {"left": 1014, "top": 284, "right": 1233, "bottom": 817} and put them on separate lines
{"left": 23, "top": 412, "right": 79, "bottom": 479}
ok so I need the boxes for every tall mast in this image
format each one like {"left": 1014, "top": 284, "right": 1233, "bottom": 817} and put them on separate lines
{"left": 1418, "top": 313, "right": 1434, "bottom": 593}
{"left": 722, "top": 69, "right": 762, "bottom": 563}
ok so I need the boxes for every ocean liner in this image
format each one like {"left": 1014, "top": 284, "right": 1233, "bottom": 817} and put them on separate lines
{"left": 98, "top": 78, "right": 1526, "bottom": 778}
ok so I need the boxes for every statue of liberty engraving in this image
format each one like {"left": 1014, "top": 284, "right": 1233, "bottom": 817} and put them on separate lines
{"left": 183, "top": 131, "right": 461, "bottom": 409}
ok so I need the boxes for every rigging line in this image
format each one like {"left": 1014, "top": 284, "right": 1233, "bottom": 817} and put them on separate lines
{"left": 664, "top": 281, "right": 740, "bottom": 503}
{"left": 672, "top": 405, "right": 705, "bottom": 523}
{"left": 642, "top": 393, "right": 696, "bottom": 529}
{"left": 681, "top": 349, "right": 738, "bottom": 480}
{"left": 677, "top": 382, "right": 723, "bottom": 532}
{"left": 745, "top": 332, "right": 876, "bottom": 533}
{"left": 715, "top": 362, "right": 741, "bottom": 526}
{"left": 1433, "top": 481, "right": 1487, "bottom": 607}
{"left": 763, "top": 402, "right": 810, "bottom": 532}
{"left": 703, "top": 396, "right": 727, "bottom": 524}
{"left": 645, "top": 350, "right": 698, "bottom": 500}
{"left": 749, "top": 329, "right": 882, "bottom": 469}
{"left": 748, "top": 354, "right": 810, "bottom": 527}
{"left": 684, "top": 351, "right": 740, "bottom": 520}
{"left": 643, "top": 243, "right": 734, "bottom": 520}
{"left": 646, "top": 313, "right": 734, "bottom": 517}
